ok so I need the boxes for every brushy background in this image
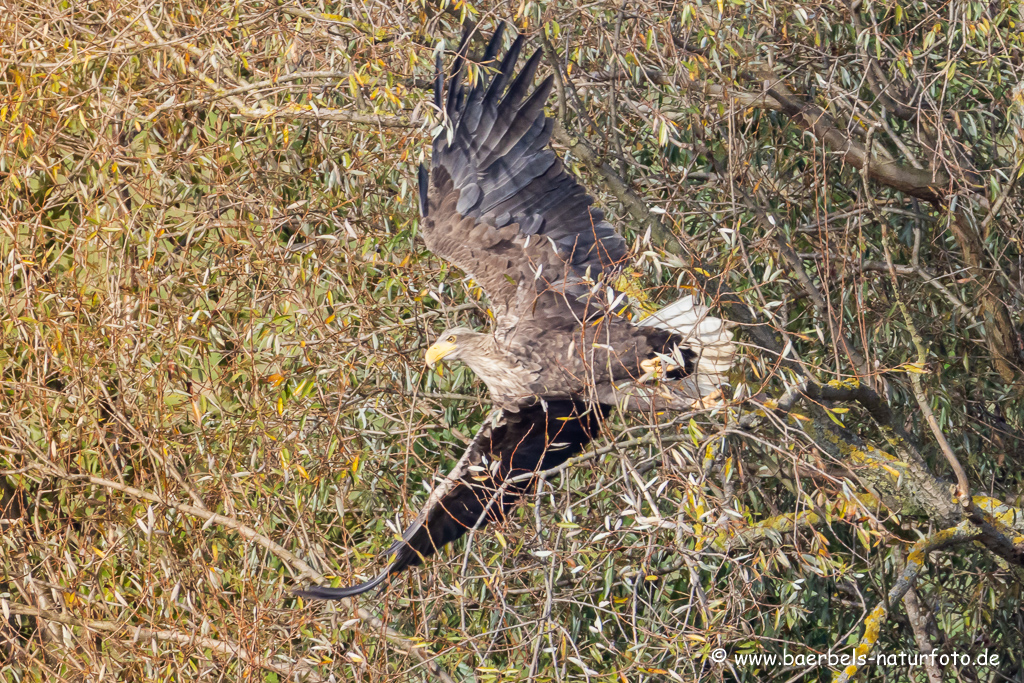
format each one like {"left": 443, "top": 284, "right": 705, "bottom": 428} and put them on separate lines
{"left": 2, "top": 0, "right": 1023, "bottom": 681}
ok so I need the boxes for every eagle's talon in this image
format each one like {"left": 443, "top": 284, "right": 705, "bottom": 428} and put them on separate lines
{"left": 697, "top": 388, "right": 726, "bottom": 408}
{"left": 639, "top": 357, "right": 680, "bottom": 383}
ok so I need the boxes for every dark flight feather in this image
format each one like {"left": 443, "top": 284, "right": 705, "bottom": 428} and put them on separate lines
{"left": 294, "top": 401, "right": 601, "bottom": 600}
{"left": 424, "top": 24, "right": 627, "bottom": 290}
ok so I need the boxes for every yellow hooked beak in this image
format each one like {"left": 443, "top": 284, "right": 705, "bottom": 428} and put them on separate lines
{"left": 425, "top": 339, "right": 457, "bottom": 368}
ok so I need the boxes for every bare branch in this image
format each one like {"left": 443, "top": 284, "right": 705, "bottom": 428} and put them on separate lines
{"left": 763, "top": 78, "right": 948, "bottom": 201}
{"left": 834, "top": 522, "right": 981, "bottom": 683}
{"left": 5, "top": 603, "right": 327, "bottom": 682}
{"left": 31, "top": 464, "right": 458, "bottom": 683}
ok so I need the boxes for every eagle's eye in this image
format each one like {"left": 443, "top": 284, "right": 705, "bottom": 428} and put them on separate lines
{"left": 447, "top": 335, "right": 456, "bottom": 343}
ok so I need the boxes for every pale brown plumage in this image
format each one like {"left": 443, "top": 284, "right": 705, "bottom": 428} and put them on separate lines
{"left": 425, "top": 326, "right": 541, "bottom": 404}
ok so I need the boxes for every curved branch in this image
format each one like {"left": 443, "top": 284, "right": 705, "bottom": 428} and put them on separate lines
{"left": 762, "top": 79, "right": 947, "bottom": 202}
{"left": 6, "top": 603, "right": 326, "bottom": 682}
{"left": 32, "top": 464, "right": 458, "bottom": 683}
{"left": 833, "top": 522, "right": 980, "bottom": 683}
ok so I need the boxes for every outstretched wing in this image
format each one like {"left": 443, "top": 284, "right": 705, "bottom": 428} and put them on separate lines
{"left": 418, "top": 24, "right": 628, "bottom": 319}
{"left": 294, "top": 400, "right": 601, "bottom": 600}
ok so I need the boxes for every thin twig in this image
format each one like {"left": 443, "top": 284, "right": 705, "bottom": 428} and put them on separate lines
{"left": 32, "top": 463, "right": 459, "bottom": 683}
{"left": 879, "top": 224, "right": 971, "bottom": 504}
{"left": 4, "top": 603, "right": 326, "bottom": 682}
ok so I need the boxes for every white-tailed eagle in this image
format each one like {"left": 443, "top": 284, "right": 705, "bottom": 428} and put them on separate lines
{"left": 296, "top": 24, "right": 735, "bottom": 600}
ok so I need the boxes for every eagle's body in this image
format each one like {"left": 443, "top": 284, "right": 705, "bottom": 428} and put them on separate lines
{"left": 417, "top": 39, "right": 733, "bottom": 410}
{"left": 425, "top": 320, "right": 689, "bottom": 410}
{"left": 295, "top": 25, "right": 736, "bottom": 602}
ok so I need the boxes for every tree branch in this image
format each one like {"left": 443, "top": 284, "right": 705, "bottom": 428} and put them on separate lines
{"left": 834, "top": 522, "right": 981, "bottom": 683}
{"left": 5, "top": 603, "right": 326, "bottom": 682}
{"left": 762, "top": 78, "right": 947, "bottom": 201}
{"left": 902, "top": 588, "right": 944, "bottom": 683}
{"left": 31, "top": 463, "right": 458, "bottom": 683}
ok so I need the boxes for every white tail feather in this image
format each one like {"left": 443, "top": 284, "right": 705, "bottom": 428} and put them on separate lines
{"left": 636, "top": 295, "right": 736, "bottom": 394}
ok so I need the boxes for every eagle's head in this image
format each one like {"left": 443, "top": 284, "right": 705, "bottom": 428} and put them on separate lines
{"left": 424, "top": 327, "right": 487, "bottom": 368}
{"left": 425, "top": 327, "right": 536, "bottom": 406}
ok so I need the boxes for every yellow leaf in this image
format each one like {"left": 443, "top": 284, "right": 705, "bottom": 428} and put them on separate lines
{"left": 494, "top": 530, "right": 507, "bottom": 549}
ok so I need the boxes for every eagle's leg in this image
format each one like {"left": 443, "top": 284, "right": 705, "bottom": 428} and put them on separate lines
{"left": 597, "top": 381, "right": 700, "bottom": 412}
{"left": 597, "top": 380, "right": 726, "bottom": 412}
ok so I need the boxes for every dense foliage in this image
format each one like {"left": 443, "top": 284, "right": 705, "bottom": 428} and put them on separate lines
{"left": 2, "top": 0, "right": 1023, "bottom": 681}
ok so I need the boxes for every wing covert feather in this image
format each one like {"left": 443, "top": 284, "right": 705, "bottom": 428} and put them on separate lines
{"left": 419, "top": 23, "right": 628, "bottom": 315}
